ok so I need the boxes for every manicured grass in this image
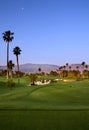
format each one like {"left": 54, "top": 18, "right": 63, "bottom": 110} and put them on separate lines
{"left": 0, "top": 80, "right": 89, "bottom": 110}
{"left": 0, "top": 77, "right": 89, "bottom": 129}
{"left": 0, "top": 110, "right": 89, "bottom": 130}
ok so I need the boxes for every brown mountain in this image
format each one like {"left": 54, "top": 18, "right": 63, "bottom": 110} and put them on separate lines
{"left": 18, "top": 63, "right": 59, "bottom": 73}
{"left": 0, "top": 63, "right": 88, "bottom": 73}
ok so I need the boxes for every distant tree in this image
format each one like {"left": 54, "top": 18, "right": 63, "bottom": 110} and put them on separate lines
{"left": 83, "top": 64, "right": 88, "bottom": 78}
{"left": 63, "top": 65, "right": 66, "bottom": 70}
{"left": 60, "top": 70, "right": 68, "bottom": 78}
{"left": 68, "top": 70, "right": 80, "bottom": 78}
{"left": 59, "top": 66, "right": 63, "bottom": 71}
{"left": 57, "top": 66, "right": 62, "bottom": 74}
{"left": 66, "top": 63, "right": 69, "bottom": 71}
{"left": 63, "top": 66, "right": 66, "bottom": 77}
{"left": 41, "top": 72, "right": 45, "bottom": 75}
{"left": 69, "top": 66, "right": 71, "bottom": 70}
{"left": 0, "top": 70, "right": 7, "bottom": 76}
{"left": 50, "top": 71, "right": 58, "bottom": 76}
{"left": 85, "top": 65, "right": 88, "bottom": 70}
{"left": 8, "top": 60, "right": 14, "bottom": 78}
{"left": 81, "top": 61, "right": 85, "bottom": 78}
{"left": 81, "top": 61, "right": 85, "bottom": 70}
{"left": 83, "top": 70, "right": 89, "bottom": 78}
{"left": 2, "top": 30, "right": 14, "bottom": 79}
{"left": 76, "top": 65, "right": 79, "bottom": 71}
{"left": 13, "top": 46, "right": 21, "bottom": 83}
{"left": 29, "top": 73, "right": 38, "bottom": 85}
{"left": 15, "top": 71, "right": 24, "bottom": 77}
{"left": 38, "top": 67, "right": 41, "bottom": 74}
{"left": 68, "top": 70, "right": 73, "bottom": 78}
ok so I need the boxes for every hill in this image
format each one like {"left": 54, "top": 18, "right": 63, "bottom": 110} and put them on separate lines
{"left": 19, "top": 63, "right": 59, "bottom": 73}
{"left": 0, "top": 63, "right": 88, "bottom": 73}
{"left": 0, "top": 63, "right": 59, "bottom": 73}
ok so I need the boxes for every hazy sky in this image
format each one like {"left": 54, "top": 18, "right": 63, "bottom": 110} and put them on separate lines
{"left": 0, "top": 0, "right": 89, "bottom": 66}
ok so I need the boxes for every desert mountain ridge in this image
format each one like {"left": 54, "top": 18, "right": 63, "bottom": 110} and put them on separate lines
{"left": 0, "top": 63, "right": 88, "bottom": 73}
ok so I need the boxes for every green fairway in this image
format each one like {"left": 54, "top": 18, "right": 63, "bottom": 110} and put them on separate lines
{"left": 0, "top": 77, "right": 89, "bottom": 129}
{"left": 0, "top": 110, "right": 89, "bottom": 130}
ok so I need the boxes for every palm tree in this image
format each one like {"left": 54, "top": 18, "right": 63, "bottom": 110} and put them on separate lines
{"left": 8, "top": 60, "right": 14, "bottom": 79}
{"left": 81, "top": 61, "right": 85, "bottom": 78}
{"left": 2, "top": 30, "right": 14, "bottom": 79}
{"left": 58, "top": 66, "right": 63, "bottom": 73}
{"left": 69, "top": 66, "right": 71, "bottom": 71}
{"left": 85, "top": 65, "right": 88, "bottom": 70}
{"left": 63, "top": 65, "right": 66, "bottom": 70}
{"left": 13, "top": 46, "right": 21, "bottom": 82}
{"left": 66, "top": 63, "right": 69, "bottom": 71}
{"left": 76, "top": 65, "right": 79, "bottom": 71}
{"left": 38, "top": 67, "right": 41, "bottom": 74}
{"left": 81, "top": 61, "right": 85, "bottom": 70}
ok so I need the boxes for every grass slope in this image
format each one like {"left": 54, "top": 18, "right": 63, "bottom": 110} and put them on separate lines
{"left": 0, "top": 77, "right": 89, "bottom": 129}
{"left": 0, "top": 80, "right": 89, "bottom": 110}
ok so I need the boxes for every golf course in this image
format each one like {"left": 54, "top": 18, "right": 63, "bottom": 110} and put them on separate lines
{"left": 1, "top": 0, "right": 89, "bottom": 129}
{"left": 0, "top": 77, "right": 89, "bottom": 130}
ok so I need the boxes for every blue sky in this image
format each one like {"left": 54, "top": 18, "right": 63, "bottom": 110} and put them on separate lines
{"left": 0, "top": 0, "right": 89, "bottom": 66}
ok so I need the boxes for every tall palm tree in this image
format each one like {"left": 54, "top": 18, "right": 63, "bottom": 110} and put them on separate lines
{"left": 2, "top": 30, "right": 14, "bottom": 79}
{"left": 13, "top": 46, "right": 21, "bottom": 82}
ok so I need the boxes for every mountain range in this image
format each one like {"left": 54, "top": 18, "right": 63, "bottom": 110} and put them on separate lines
{"left": 0, "top": 63, "right": 88, "bottom": 73}
{"left": 0, "top": 63, "right": 59, "bottom": 73}
{"left": 19, "top": 63, "right": 59, "bottom": 73}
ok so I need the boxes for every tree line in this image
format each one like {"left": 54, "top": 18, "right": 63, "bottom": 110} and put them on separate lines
{"left": 49, "top": 62, "right": 89, "bottom": 78}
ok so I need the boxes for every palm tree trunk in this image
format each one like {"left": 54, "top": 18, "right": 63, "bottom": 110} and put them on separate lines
{"left": 10, "top": 69, "right": 12, "bottom": 79}
{"left": 16, "top": 55, "right": 20, "bottom": 83}
{"left": 7, "top": 42, "right": 9, "bottom": 79}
